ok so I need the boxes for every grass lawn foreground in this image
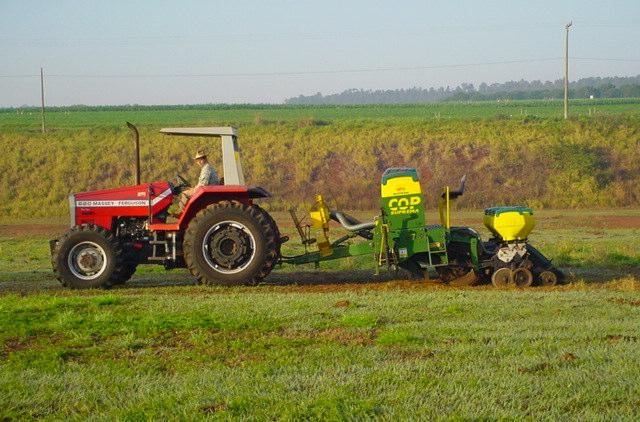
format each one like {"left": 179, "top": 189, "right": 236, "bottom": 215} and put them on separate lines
{"left": 0, "top": 284, "right": 639, "bottom": 420}
{"left": 1, "top": 210, "right": 640, "bottom": 420}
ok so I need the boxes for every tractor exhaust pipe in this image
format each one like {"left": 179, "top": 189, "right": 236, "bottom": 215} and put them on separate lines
{"left": 126, "top": 122, "right": 141, "bottom": 185}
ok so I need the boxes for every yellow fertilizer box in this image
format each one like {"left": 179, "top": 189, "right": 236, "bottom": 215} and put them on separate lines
{"left": 483, "top": 207, "right": 535, "bottom": 241}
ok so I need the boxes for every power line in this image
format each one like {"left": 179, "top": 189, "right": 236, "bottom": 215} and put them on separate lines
{"left": 1, "top": 22, "right": 637, "bottom": 43}
{"left": 0, "top": 58, "right": 563, "bottom": 79}
{"left": 572, "top": 57, "right": 640, "bottom": 62}
{"left": 0, "top": 57, "right": 637, "bottom": 80}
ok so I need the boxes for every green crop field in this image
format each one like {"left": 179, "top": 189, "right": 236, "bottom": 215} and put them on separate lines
{"left": 1, "top": 101, "right": 640, "bottom": 419}
{"left": 2, "top": 98, "right": 640, "bottom": 129}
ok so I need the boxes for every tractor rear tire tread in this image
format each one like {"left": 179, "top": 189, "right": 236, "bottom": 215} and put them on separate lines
{"left": 252, "top": 204, "right": 282, "bottom": 257}
{"left": 183, "top": 201, "right": 279, "bottom": 286}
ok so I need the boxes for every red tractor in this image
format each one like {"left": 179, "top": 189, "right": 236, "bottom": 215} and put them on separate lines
{"left": 51, "top": 125, "right": 282, "bottom": 288}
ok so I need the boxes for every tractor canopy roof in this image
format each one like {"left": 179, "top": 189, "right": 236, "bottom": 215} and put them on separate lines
{"left": 159, "top": 127, "right": 237, "bottom": 137}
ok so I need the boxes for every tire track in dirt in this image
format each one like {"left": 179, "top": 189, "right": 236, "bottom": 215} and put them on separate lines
{"left": 0, "top": 224, "right": 67, "bottom": 237}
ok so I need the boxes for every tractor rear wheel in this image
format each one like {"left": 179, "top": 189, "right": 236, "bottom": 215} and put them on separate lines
{"left": 52, "top": 224, "right": 122, "bottom": 289}
{"left": 253, "top": 204, "right": 282, "bottom": 257}
{"left": 183, "top": 201, "right": 279, "bottom": 286}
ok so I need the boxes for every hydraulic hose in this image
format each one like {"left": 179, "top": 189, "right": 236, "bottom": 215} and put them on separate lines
{"left": 330, "top": 211, "right": 375, "bottom": 235}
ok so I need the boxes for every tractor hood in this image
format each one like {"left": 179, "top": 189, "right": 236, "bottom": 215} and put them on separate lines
{"left": 74, "top": 182, "right": 173, "bottom": 208}
{"left": 70, "top": 182, "right": 173, "bottom": 229}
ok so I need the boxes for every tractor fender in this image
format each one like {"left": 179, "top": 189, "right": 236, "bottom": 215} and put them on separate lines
{"left": 177, "top": 185, "right": 270, "bottom": 229}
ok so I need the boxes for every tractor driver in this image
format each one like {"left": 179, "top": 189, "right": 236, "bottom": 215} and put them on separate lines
{"left": 178, "top": 150, "right": 220, "bottom": 210}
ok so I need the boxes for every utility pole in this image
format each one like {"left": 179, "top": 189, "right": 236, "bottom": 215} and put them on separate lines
{"left": 564, "top": 22, "right": 572, "bottom": 120}
{"left": 40, "top": 67, "right": 46, "bottom": 133}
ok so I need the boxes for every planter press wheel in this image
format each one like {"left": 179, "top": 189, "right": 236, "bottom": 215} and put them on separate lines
{"left": 491, "top": 267, "right": 512, "bottom": 288}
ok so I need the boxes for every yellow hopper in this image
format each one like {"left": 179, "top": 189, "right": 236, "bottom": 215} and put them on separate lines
{"left": 483, "top": 207, "right": 535, "bottom": 241}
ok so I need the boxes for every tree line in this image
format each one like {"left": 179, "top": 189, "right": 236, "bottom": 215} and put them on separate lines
{"left": 285, "top": 75, "right": 640, "bottom": 105}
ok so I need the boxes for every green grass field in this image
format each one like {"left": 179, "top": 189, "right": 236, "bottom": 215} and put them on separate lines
{"left": 1, "top": 209, "right": 639, "bottom": 420}
{"left": 2, "top": 284, "right": 640, "bottom": 420}
{"left": 2, "top": 98, "right": 640, "bottom": 129}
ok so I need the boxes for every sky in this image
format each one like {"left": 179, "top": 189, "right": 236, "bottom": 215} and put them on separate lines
{"left": 0, "top": 0, "right": 638, "bottom": 106}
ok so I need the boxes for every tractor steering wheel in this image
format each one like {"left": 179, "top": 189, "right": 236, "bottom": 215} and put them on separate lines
{"left": 175, "top": 173, "right": 191, "bottom": 191}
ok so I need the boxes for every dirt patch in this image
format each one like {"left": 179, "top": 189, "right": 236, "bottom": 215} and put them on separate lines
{"left": 224, "top": 353, "right": 263, "bottom": 367}
{"left": 442, "top": 338, "right": 460, "bottom": 346}
{"left": 605, "top": 334, "right": 638, "bottom": 343}
{"left": 3, "top": 211, "right": 638, "bottom": 238}
{"left": 0, "top": 333, "right": 68, "bottom": 357}
{"left": 541, "top": 215, "right": 640, "bottom": 230}
{"left": 518, "top": 362, "right": 551, "bottom": 374}
{"left": 0, "top": 224, "right": 66, "bottom": 237}
{"left": 58, "top": 349, "right": 85, "bottom": 363}
{"left": 559, "top": 352, "right": 577, "bottom": 362}
{"left": 582, "top": 215, "right": 640, "bottom": 229}
{"left": 334, "top": 300, "right": 351, "bottom": 308}
{"left": 391, "top": 348, "right": 435, "bottom": 360}
{"left": 154, "top": 330, "right": 198, "bottom": 350}
{"left": 262, "top": 271, "right": 463, "bottom": 293}
{"left": 200, "top": 403, "right": 227, "bottom": 414}
{"left": 3, "top": 259, "right": 639, "bottom": 296}
{"left": 1, "top": 336, "right": 37, "bottom": 357}
{"left": 280, "top": 327, "right": 378, "bottom": 346}
{"left": 608, "top": 298, "right": 640, "bottom": 307}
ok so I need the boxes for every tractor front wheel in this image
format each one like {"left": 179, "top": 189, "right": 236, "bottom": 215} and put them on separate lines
{"left": 183, "top": 201, "right": 279, "bottom": 286}
{"left": 52, "top": 224, "right": 123, "bottom": 289}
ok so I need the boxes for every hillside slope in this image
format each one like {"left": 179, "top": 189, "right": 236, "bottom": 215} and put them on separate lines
{"left": 1, "top": 115, "right": 639, "bottom": 217}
